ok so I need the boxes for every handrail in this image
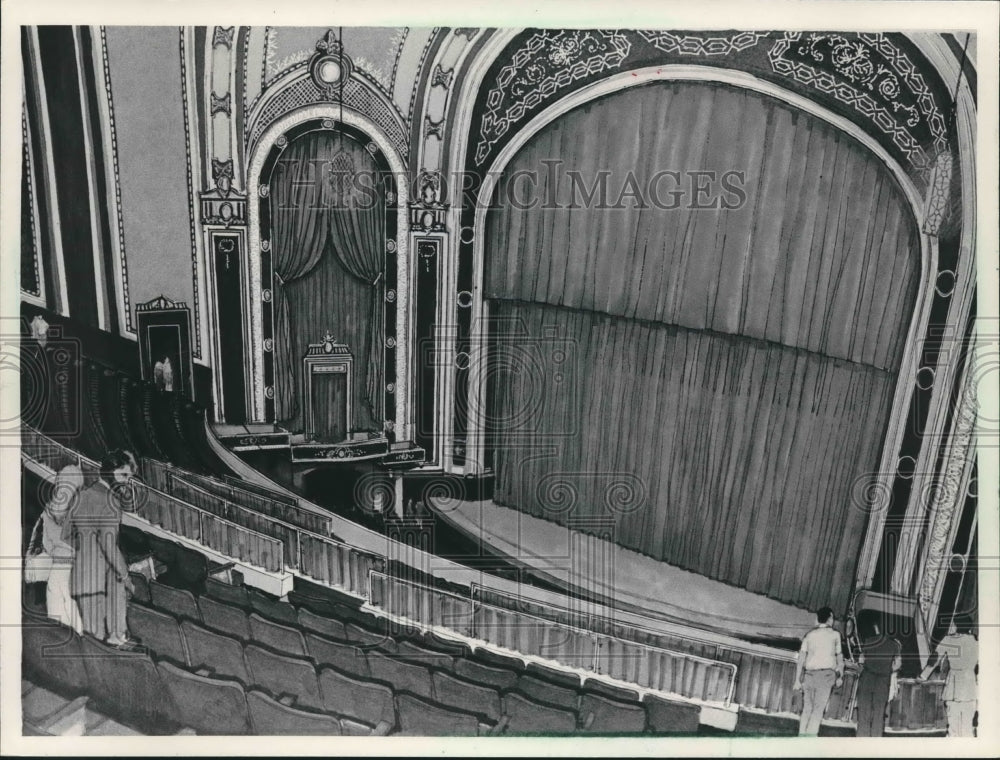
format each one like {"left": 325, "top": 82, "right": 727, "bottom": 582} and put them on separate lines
{"left": 22, "top": 429, "right": 283, "bottom": 574}
{"left": 369, "top": 570, "right": 737, "bottom": 706}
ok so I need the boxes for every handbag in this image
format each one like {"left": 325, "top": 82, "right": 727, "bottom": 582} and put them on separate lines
{"left": 23, "top": 517, "right": 53, "bottom": 584}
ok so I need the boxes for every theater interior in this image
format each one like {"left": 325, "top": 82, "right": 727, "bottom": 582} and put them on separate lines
{"left": 17, "top": 26, "right": 981, "bottom": 738}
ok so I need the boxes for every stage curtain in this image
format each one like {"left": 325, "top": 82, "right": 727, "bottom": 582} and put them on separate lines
{"left": 484, "top": 81, "right": 921, "bottom": 611}
{"left": 485, "top": 81, "right": 920, "bottom": 372}
{"left": 270, "top": 132, "right": 385, "bottom": 432}
{"left": 489, "top": 302, "right": 895, "bottom": 611}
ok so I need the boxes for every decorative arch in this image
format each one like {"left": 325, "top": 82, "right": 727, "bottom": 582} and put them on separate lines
{"left": 246, "top": 106, "right": 411, "bottom": 438}
{"left": 446, "top": 65, "right": 934, "bottom": 611}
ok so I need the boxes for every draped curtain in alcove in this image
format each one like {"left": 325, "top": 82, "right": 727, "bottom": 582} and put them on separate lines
{"left": 485, "top": 81, "right": 921, "bottom": 611}
{"left": 271, "top": 132, "right": 386, "bottom": 436}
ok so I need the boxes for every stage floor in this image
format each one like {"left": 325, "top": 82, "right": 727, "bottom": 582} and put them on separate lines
{"left": 429, "top": 498, "right": 817, "bottom": 644}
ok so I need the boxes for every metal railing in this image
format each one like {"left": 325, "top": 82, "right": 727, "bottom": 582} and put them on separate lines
{"left": 369, "top": 571, "right": 737, "bottom": 706}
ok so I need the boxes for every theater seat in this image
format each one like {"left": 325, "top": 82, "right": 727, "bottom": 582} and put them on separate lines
{"left": 246, "top": 689, "right": 342, "bottom": 735}
{"left": 248, "top": 588, "right": 299, "bottom": 626}
{"left": 474, "top": 649, "right": 524, "bottom": 673}
{"left": 78, "top": 633, "right": 176, "bottom": 729}
{"left": 432, "top": 670, "right": 503, "bottom": 722}
{"left": 22, "top": 612, "right": 88, "bottom": 696}
{"left": 318, "top": 666, "right": 395, "bottom": 734}
{"left": 127, "top": 603, "right": 189, "bottom": 665}
{"left": 181, "top": 620, "right": 251, "bottom": 684}
{"left": 198, "top": 596, "right": 251, "bottom": 640}
{"left": 244, "top": 643, "right": 323, "bottom": 711}
{"left": 344, "top": 622, "right": 397, "bottom": 652}
{"left": 248, "top": 612, "right": 308, "bottom": 657}
{"left": 367, "top": 651, "right": 435, "bottom": 699}
{"left": 297, "top": 607, "right": 348, "bottom": 641}
{"left": 205, "top": 578, "right": 251, "bottom": 610}
{"left": 395, "top": 692, "right": 489, "bottom": 736}
{"left": 396, "top": 639, "right": 455, "bottom": 671}
{"left": 502, "top": 692, "right": 578, "bottom": 735}
{"left": 150, "top": 580, "right": 202, "bottom": 622}
{"left": 453, "top": 658, "right": 520, "bottom": 691}
{"left": 516, "top": 673, "right": 580, "bottom": 711}
{"left": 583, "top": 679, "right": 642, "bottom": 704}
{"left": 526, "top": 661, "right": 581, "bottom": 690}
{"left": 579, "top": 693, "right": 646, "bottom": 734}
{"left": 156, "top": 660, "right": 251, "bottom": 735}
{"left": 644, "top": 694, "right": 701, "bottom": 734}
{"left": 305, "top": 633, "right": 371, "bottom": 678}
{"left": 423, "top": 631, "right": 473, "bottom": 659}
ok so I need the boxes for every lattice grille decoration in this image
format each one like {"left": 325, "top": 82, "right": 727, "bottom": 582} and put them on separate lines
{"left": 248, "top": 74, "right": 408, "bottom": 162}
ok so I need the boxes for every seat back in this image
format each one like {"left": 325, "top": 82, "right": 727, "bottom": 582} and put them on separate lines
{"left": 453, "top": 658, "right": 520, "bottom": 691}
{"left": 248, "top": 612, "right": 307, "bottom": 657}
{"left": 21, "top": 612, "right": 88, "bottom": 696}
{"left": 244, "top": 643, "right": 323, "bottom": 711}
{"left": 432, "top": 670, "right": 502, "bottom": 722}
{"left": 396, "top": 639, "right": 455, "bottom": 670}
{"left": 318, "top": 666, "right": 396, "bottom": 728}
{"left": 305, "top": 633, "right": 371, "bottom": 678}
{"left": 198, "top": 595, "right": 251, "bottom": 640}
{"left": 475, "top": 649, "right": 524, "bottom": 672}
{"left": 246, "top": 689, "right": 342, "bottom": 735}
{"left": 156, "top": 659, "right": 250, "bottom": 735}
{"left": 583, "top": 679, "right": 642, "bottom": 704}
{"left": 297, "top": 607, "right": 348, "bottom": 641}
{"left": 367, "top": 651, "right": 435, "bottom": 699}
{"left": 579, "top": 692, "right": 646, "bottom": 733}
{"left": 516, "top": 673, "right": 580, "bottom": 711}
{"left": 149, "top": 580, "right": 202, "bottom": 622}
{"left": 502, "top": 691, "right": 578, "bottom": 735}
{"left": 181, "top": 620, "right": 251, "bottom": 684}
{"left": 206, "top": 577, "right": 251, "bottom": 609}
{"left": 127, "top": 602, "right": 188, "bottom": 665}
{"left": 248, "top": 588, "right": 299, "bottom": 625}
{"left": 395, "top": 692, "right": 483, "bottom": 736}
{"left": 644, "top": 694, "right": 701, "bottom": 734}
{"left": 78, "top": 633, "right": 175, "bottom": 728}
{"left": 344, "top": 621, "right": 396, "bottom": 651}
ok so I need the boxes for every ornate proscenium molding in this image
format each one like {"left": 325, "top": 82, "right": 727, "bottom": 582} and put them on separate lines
{"left": 475, "top": 30, "right": 632, "bottom": 166}
{"left": 470, "top": 31, "right": 951, "bottom": 189}
{"left": 636, "top": 30, "right": 767, "bottom": 56}
{"left": 922, "top": 150, "right": 954, "bottom": 235}
{"left": 917, "top": 345, "right": 978, "bottom": 619}
{"left": 768, "top": 32, "right": 949, "bottom": 180}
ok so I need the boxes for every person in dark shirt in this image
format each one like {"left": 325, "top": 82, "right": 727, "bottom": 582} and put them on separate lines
{"left": 855, "top": 611, "right": 902, "bottom": 737}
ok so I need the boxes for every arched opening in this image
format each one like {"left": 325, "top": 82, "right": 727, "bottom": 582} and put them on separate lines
{"left": 479, "top": 79, "right": 924, "bottom": 612}
{"left": 250, "top": 117, "right": 402, "bottom": 438}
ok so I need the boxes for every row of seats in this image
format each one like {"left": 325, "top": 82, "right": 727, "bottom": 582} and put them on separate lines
{"left": 25, "top": 344, "right": 225, "bottom": 475}
{"left": 125, "top": 573, "right": 701, "bottom": 735}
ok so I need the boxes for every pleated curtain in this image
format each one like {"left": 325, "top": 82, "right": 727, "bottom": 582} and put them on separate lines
{"left": 484, "top": 81, "right": 921, "bottom": 611}
{"left": 271, "top": 132, "right": 386, "bottom": 433}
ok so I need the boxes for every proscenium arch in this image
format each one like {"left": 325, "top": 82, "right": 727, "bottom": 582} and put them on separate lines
{"left": 246, "top": 105, "right": 411, "bottom": 438}
{"left": 460, "top": 65, "right": 936, "bottom": 598}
